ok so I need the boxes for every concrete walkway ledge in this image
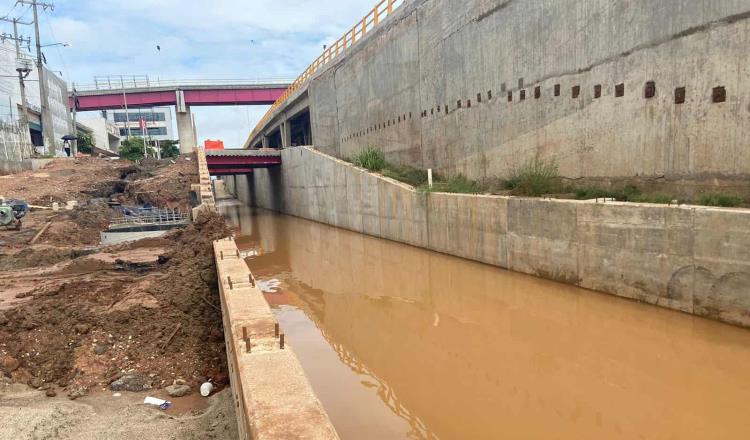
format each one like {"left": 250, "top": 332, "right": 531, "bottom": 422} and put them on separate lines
{"left": 213, "top": 237, "right": 340, "bottom": 440}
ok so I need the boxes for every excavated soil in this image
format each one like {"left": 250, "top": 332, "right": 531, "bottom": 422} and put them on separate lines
{"left": 118, "top": 157, "right": 199, "bottom": 212}
{"left": 0, "top": 157, "right": 236, "bottom": 439}
{"left": 0, "top": 213, "right": 231, "bottom": 394}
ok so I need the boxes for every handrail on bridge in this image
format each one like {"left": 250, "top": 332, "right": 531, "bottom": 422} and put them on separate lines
{"left": 70, "top": 78, "right": 294, "bottom": 93}
{"left": 249, "top": 0, "right": 406, "bottom": 141}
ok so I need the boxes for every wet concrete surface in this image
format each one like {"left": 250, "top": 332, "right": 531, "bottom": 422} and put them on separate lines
{"left": 222, "top": 203, "right": 750, "bottom": 440}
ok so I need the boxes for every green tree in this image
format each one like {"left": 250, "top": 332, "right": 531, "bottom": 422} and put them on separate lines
{"left": 159, "top": 139, "right": 180, "bottom": 158}
{"left": 118, "top": 137, "right": 147, "bottom": 161}
{"left": 77, "top": 132, "right": 95, "bottom": 155}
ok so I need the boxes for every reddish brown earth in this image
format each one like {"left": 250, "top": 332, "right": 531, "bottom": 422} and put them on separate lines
{"left": 0, "top": 156, "right": 231, "bottom": 403}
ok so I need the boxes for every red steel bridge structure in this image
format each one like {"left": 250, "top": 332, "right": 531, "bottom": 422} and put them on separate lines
{"left": 69, "top": 78, "right": 291, "bottom": 111}
{"left": 68, "top": 77, "right": 292, "bottom": 153}
{"left": 204, "top": 149, "right": 282, "bottom": 176}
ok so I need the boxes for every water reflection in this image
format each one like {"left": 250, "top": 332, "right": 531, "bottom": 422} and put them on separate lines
{"left": 221, "top": 203, "right": 750, "bottom": 440}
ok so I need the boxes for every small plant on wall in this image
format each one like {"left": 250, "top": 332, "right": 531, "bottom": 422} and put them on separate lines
{"left": 352, "top": 147, "right": 387, "bottom": 171}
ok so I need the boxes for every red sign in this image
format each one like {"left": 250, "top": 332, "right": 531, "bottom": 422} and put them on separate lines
{"left": 204, "top": 139, "right": 225, "bottom": 150}
{"left": 139, "top": 118, "right": 146, "bottom": 132}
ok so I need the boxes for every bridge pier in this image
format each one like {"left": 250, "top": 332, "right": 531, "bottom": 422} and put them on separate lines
{"left": 280, "top": 120, "right": 291, "bottom": 149}
{"left": 176, "top": 106, "right": 197, "bottom": 154}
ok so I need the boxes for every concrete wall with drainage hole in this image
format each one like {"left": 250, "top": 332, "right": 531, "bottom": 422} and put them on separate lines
{"left": 261, "top": 0, "right": 750, "bottom": 184}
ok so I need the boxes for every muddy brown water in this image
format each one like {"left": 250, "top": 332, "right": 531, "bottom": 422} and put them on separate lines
{"left": 221, "top": 203, "right": 750, "bottom": 440}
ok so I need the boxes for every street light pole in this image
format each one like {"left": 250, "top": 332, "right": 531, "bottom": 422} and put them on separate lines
{"left": 71, "top": 85, "right": 77, "bottom": 156}
{"left": 120, "top": 76, "right": 131, "bottom": 139}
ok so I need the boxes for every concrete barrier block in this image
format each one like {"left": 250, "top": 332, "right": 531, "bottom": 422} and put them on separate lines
{"left": 360, "top": 171, "right": 381, "bottom": 237}
{"left": 344, "top": 167, "right": 364, "bottom": 233}
{"left": 331, "top": 161, "right": 348, "bottom": 227}
{"left": 507, "top": 199, "right": 579, "bottom": 284}
{"left": 576, "top": 203, "right": 695, "bottom": 311}
{"left": 473, "top": 195, "right": 509, "bottom": 267}
{"left": 318, "top": 156, "right": 336, "bottom": 225}
{"left": 692, "top": 208, "right": 750, "bottom": 326}
{"left": 377, "top": 178, "right": 428, "bottom": 247}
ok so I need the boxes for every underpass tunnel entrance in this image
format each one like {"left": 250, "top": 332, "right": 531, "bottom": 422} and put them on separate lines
{"left": 289, "top": 109, "right": 311, "bottom": 146}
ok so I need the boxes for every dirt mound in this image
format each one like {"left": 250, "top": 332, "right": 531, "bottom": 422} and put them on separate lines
{"left": 41, "top": 203, "right": 113, "bottom": 247}
{"left": 0, "top": 211, "right": 232, "bottom": 396}
{"left": 0, "top": 158, "right": 134, "bottom": 205}
{"left": 0, "top": 245, "right": 73, "bottom": 270}
{"left": 0, "top": 155, "right": 232, "bottom": 404}
{"left": 119, "top": 155, "right": 198, "bottom": 211}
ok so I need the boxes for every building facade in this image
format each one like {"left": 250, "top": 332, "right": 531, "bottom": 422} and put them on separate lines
{"left": 76, "top": 116, "right": 121, "bottom": 152}
{"left": 0, "top": 40, "right": 73, "bottom": 158}
{"left": 104, "top": 107, "right": 174, "bottom": 142}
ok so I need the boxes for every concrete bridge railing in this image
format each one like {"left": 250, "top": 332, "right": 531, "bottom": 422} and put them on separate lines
{"left": 249, "top": 0, "right": 406, "bottom": 138}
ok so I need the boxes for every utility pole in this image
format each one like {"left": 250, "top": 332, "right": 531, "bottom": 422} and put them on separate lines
{"left": 1, "top": 18, "right": 33, "bottom": 158}
{"left": 17, "top": 0, "right": 56, "bottom": 155}
{"left": 120, "top": 76, "right": 132, "bottom": 139}
{"left": 71, "top": 85, "right": 77, "bottom": 156}
{"left": 151, "top": 107, "right": 161, "bottom": 159}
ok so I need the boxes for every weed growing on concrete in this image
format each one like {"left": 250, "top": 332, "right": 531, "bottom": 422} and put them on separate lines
{"left": 574, "top": 185, "right": 676, "bottom": 204}
{"left": 349, "top": 148, "right": 432, "bottom": 188}
{"left": 629, "top": 193, "right": 676, "bottom": 204}
{"left": 503, "top": 157, "right": 561, "bottom": 196}
{"left": 382, "top": 163, "right": 429, "bottom": 187}
{"left": 423, "top": 174, "right": 481, "bottom": 194}
{"left": 352, "top": 147, "right": 387, "bottom": 171}
{"left": 574, "top": 185, "right": 642, "bottom": 201}
{"left": 698, "top": 193, "right": 743, "bottom": 207}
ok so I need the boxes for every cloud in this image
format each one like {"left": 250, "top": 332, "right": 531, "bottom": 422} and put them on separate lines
{"left": 1, "top": 0, "right": 378, "bottom": 145}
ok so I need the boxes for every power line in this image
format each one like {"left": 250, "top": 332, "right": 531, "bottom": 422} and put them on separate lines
{"left": 1, "top": 2, "right": 18, "bottom": 19}
{"left": 42, "top": 7, "right": 67, "bottom": 82}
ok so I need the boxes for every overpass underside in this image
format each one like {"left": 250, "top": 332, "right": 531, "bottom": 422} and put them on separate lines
{"left": 249, "top": 101, "right": 312, "bottom": 150}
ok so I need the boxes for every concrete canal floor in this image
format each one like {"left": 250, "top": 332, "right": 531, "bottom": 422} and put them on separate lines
{"left": 223, "top": 202, "right": 750, "bottom": 440}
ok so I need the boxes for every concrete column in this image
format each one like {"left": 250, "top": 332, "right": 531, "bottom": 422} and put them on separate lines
{"left": 176, "top": 106, "right": 197, "bottom": 153}
{"left": 261, "top": 135, "right": 269, "bottom": 148}
{"left": 281, "top": 120, "right": 291, "bottom": 149}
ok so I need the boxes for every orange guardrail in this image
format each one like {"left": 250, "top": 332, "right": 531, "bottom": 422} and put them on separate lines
{"left": 248, "top": 0, "right": 406, "bottom": 143}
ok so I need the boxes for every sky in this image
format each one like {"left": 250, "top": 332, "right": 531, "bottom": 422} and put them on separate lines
{"left": 0, "top": 0, "right": 377, "bottom": 147}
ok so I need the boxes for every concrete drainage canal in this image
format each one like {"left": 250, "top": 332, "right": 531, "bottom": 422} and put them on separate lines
{"left": 219, "top": 202, "right": 750, "bottom": 440}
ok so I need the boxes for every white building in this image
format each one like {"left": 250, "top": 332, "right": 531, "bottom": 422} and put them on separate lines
{"left": 104, "top": 107, "right": 174, "bottom": 142}
{"left": 76, "top": 115, "right": 121, "bottom": 152}
{"left": 0, "top": 39, "right": 73, "bottom": 158}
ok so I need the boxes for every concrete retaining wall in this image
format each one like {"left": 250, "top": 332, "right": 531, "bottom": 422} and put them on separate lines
{"left": 213, "top": 237, "right": 339, "bottom": 440}
{"left": 255, "top": 0, "right": 750, "bottom": 186}
{"left": 226, "top": 147, "right": 750, "bottom": 328}
{"left": 0, "top": 158, "right": 54, "bottom": 176}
